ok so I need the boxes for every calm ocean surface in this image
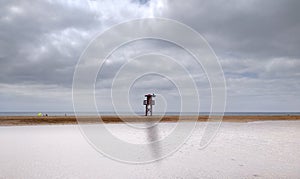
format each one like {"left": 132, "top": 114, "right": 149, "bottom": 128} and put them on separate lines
{"left": 0, "top": 112, "right": 299, "bottom": 116}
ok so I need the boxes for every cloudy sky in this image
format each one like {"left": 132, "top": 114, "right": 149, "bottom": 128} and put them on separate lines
{"left": 0, "top": 0, "right": 299, "bottom": 112}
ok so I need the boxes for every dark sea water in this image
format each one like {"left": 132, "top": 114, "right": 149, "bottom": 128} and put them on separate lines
{"left": 0, "top": 112, "right": 299, "bottom": 116}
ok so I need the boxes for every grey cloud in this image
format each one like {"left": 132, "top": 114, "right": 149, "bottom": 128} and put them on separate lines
{"left": 0, "top": 0, "right": 100, "bottom": 87}
{"left": 163, "top": 0, "right": 300, "bottom": 59}
{"left": 0, "top": 0, "right": 299, "bottom": 112}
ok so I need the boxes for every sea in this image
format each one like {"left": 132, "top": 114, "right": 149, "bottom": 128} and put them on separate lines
{"left": 0, "top": 112, "right": 299, "bottom": 116}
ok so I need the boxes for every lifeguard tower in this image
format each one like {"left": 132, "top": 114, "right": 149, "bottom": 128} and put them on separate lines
{"left": 143, "top": 93, "right": 156, "bottom": 116}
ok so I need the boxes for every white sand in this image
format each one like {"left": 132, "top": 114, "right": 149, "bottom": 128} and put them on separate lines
{"left": 0, "top": 121, "right": 299, "bottom": 178}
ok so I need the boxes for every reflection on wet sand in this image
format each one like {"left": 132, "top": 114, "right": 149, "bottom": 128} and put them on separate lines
{"left": 146, "top": 122, "right": 161, "bottom": 159}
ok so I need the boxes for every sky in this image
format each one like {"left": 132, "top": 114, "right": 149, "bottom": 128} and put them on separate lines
{"left": 0, "top": 0, "right": 299, "bottom": 112}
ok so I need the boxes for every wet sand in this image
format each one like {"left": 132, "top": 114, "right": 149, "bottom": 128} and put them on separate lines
{"left": 0, "top": 115, "right": 300, "bottom": 126}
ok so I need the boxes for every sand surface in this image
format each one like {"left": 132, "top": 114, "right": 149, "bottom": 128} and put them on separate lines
{"left": 0, "top": 115, "right": 300, "bottom": 126}
{"left": 0, "top": 121, "right": 299, "bottom": 178}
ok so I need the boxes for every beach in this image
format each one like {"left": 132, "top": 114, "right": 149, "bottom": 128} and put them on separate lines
{"left": 1, "top": 115, "right": 300, "bottom": 178}
{"left": 1, "top": 120, "right": 300, "bottom": 178}
{"left": 0, "top": 115, "right": 299, "bottom": 126}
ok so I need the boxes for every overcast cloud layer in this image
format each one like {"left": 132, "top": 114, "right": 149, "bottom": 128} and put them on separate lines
{"left": 0, "top": 0, "right": 299, "bottom": 112}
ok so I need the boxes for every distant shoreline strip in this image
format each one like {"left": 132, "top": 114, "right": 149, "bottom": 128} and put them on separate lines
{"left": 0, "top": 115, "right": 300, "bottom": 126}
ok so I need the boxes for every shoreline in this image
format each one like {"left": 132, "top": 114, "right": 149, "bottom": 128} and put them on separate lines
{"left": 0, "top": 115, "right": 300, "bottom": 126}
